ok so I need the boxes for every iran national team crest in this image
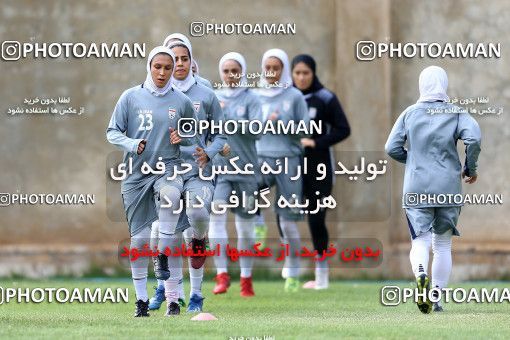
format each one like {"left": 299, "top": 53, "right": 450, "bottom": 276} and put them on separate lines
{"left": 168, "top": 108, "right": 176, "bottom": 119}
{"left": 283, "top": 100, "right": 291, "bottom": 112}
{"left": 193, "top": 101, "right": 201, "bottom": 113}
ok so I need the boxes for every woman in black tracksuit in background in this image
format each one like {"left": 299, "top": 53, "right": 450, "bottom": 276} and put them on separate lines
{"left": 291, "top": 54, "right": 351, "bottom": 290}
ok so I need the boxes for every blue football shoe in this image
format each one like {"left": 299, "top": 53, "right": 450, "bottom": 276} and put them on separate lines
{"left": 186, "top": 294, "right": 204, "bottom": 313}
{"left": 148, "top": 285, "right": 165, "bottom": 310}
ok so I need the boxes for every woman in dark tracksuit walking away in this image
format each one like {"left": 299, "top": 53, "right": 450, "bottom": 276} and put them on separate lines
{"left": 291, "top": 54, "right": 351, "bottom": 290}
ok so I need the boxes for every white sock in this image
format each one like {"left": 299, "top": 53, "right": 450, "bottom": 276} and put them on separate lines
{"left": 279, "top": 216, "right": 301, "bottom": 278}
{"left": 315, "top": 266, "right": 329, "bottom": 289}
{"left": 164, "top": 279, "right": 179, "bottom": 304}
{"left": 432, "top": 230, "right": 453, "bottom": 290}
{"left": 183, "top": 227, "right": 192, "bottom": 244}
{"left": 133, "top": 278, "right": 148, "bottom": 301}
{"left": 150, "top": 220, "right": 159, "bottom": 249}
{"left": 179, "top": 228, "right": 191, "bottom": 300}
{"left": 156, "top": 278, "right": 182, "bottom": 299}
{"left": 151, "top": 222, "right": 165, "bottom": 291}
{"left": 187, "top": 206, "right": 209, "bottom": 240}
{"left": 188, "top": 257, "right": 204, "bottom": 297}
{"left": 163, "top": 232, "right": 183, "bottom": 304}
{"left": 410, "top": 231, "right": 432, "bottom": 277}
{"left": 236, "top": 215, "right": 256, "bottom": 278}
{"left": 209, "top": 206, "right": 228, "bottom": 275}
{"left": 131, "top": 227, "right": 151, "bottom": 301}
{"left": 158, "top": 186, "right": 181, "bottom": 252}
{"left": 281, "top": 259, "right": 290, "bottom": 279}
{"left": 315, "top": 254, "right": 329, "bottom": 285}
{"left": 178, "top": 277, "right": 185, "bottom": 300}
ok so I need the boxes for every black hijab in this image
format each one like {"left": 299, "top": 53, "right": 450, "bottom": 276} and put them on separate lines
{"left": 291, "top": 54, "right": 323, "bottom": 95}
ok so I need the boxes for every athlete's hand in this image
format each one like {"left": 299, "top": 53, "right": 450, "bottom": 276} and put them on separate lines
{"left": 169, "top": 127, "right": 182, "bottom": 145}
{"left": 462, "top": 172, "right": 478, "bottom": 184}
{"left": 193, "top": 147, "right": 210, "bottom": 168}
{"left": 137, "top": 139, "right": 147, "bottom": 155}
{"left": 300, "top": 138, "right": 316, "bottom": 148}
{"left": 219, "top": 143, "right": 231, "bottom": 157}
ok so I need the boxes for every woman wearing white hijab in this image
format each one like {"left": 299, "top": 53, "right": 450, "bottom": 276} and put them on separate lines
{"left": 191, "top": 59, "right": 200, "bottom": 75}
{"left": 254, "top": 48, "right": 310, "bottom": 293}
{"left": 149, "top": 38, "right": 226, "bottom": 314}
{"left": 106, "top": 46, "right": 198, "bottom": 317}
{"left": 208, "top": 52, "right": 262, "bottom": 297}
{"left": 163, "top": 33, "right": 213, "bottom": 89}
{"left": 385, "top": 65, "right": 481, "bottom": 313}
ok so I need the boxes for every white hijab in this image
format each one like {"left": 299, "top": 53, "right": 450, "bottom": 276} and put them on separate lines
{"left": 218, "top": 52, "right": 248, "bottom": 98}
{"left": 167, "top": 39, "right": 196, "bottom": 93}
{"left": 163, "top": 33, "right": 192, "bottom": 53}
{"left": 417, "top": 66, "right": 449, "bottom": 103}
{"left": 143, "top": 46, "right": 175, "bottom": 97}
{"left": 258, "top": 48, "right": 292, "bottom": 97}
{"left": 192, "top": 59, "right": 200, "bottom": 75}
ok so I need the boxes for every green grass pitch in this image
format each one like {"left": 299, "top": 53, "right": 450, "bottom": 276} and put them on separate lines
{"left": 1, "top": 279, "right": 509, "bottom": 339}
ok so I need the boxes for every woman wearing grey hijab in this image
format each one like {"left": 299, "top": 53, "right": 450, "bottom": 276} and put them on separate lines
{"left": 386, "top": 66, "right": 481, "bottom": 313}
